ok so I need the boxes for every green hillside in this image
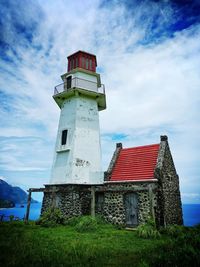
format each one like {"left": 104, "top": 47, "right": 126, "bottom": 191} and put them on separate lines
{"left": 0, "top": 220, "right": 199, "bottom": 267}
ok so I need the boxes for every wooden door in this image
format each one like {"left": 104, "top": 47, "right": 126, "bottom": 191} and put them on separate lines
{"left": 124, "top": 193, "right": 138, "bottom": 227}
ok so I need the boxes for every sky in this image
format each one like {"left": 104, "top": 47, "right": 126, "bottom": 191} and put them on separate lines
{"left": 0, "top": 0, "right": 200, "bottom": 203}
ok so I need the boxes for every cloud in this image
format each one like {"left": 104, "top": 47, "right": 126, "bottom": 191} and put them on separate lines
{"left": 0, "top": 136, "right": 53, "bottom": 172}
{"left": 0, "top": 0, "right": 199, "bottom": 202}
{"left": 181, "top": 193, "right": 200, "bottom": 204}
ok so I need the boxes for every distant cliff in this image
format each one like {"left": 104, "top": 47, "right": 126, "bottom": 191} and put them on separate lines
{"left": 0, "top": 179, "right": 37, "bottom": 207}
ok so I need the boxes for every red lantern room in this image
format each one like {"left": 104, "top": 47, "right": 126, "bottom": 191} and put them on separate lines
{"left": 67, "top": 50, "right": 97, "bottom": 73}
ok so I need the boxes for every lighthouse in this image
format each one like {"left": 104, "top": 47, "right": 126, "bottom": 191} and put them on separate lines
{"left": 39, "top": 51, "right": 182, "bottom": 228}
{"left": 50, "top": 51, "right": 106, "bottom": 185}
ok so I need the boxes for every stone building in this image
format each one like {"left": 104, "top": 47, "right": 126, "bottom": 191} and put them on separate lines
{"left": 41, "top": 51, "right": 183, "bottom": 227}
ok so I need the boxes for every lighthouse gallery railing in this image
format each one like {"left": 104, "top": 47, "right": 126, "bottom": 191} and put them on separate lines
{"left": 54, "top": 77, "right": 105, "bottom": 95}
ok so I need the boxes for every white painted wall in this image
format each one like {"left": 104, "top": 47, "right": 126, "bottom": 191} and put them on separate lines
{"left": 50, "top": 94, "right": 103, "bottom": 184}
{"left": 64, "top": 71, "right": 98, "bottom": 92}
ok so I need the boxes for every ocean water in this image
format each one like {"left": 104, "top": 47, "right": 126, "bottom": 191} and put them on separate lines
{"left": 182, "top": 204, "right": 200, "bottom": 226}
{"left": 0, "top": 203, "right": 42, "bottom": 221}
{"left": 0, "top": 203, "right": 200, "bottom": 226}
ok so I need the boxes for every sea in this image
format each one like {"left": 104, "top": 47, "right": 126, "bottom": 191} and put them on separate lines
{"left": 0, "top": 203, "right": 200, "bottom": 226}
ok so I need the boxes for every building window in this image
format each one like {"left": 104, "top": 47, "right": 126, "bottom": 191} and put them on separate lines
{"left": 95, "top": 193, "right": 104, "bottom": 213}
{"left": 61, "top": 130, "right": 68, "bottom": 145}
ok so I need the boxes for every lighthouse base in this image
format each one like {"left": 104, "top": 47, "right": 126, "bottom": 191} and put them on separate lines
{"left": 41, "top": 184, "right": 92, "bottom": 217}
{"left": 40, "top": 181, "right": 182, "bottom": 227}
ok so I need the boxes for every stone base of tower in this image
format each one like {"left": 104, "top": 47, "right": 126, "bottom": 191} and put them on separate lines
{"left": 41, "top": 181, "right": 183, "bottom": 227}
{"left": 41, "top": 184, "right": 92, "bottom": 217}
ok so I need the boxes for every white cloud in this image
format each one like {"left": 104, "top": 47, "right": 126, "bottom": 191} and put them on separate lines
{"left": 181, "top": 193, "right": 200, "bottom": 204}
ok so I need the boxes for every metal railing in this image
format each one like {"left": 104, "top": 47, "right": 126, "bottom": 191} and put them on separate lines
{"left": 54, "top": 77, "right": 105, "bottom": 95}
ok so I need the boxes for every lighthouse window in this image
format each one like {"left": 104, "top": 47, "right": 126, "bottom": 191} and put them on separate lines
{"left": 89, "top": 59, "right": 92, "bottom": 70}
{"left": 86, "top": 58, "right": 89, "bottom": 69}
{"left": 81, "top": 57, "right": 85, "bottom": 68}
{"left": 61, "top": 130, "right": 68, "bottom": 145}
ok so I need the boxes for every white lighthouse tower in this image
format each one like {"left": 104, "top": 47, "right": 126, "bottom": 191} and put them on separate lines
{"left": 50, "top": 51, "right": 106, "bottom": 185}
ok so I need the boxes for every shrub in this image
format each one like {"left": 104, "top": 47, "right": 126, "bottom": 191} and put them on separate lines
{"left": 94, "top": 215, "right": 107, "bottom": 225}
{"left": 136, "top": 218, "right": 161, "bottom": 239}
{"left": 36, "top": 207, "right": 66, "bottom": 227}
{"left": 65, "top": 216, "right": 81, "bottom": 226}
{"left": 161, "top": 224, "right": 187, "bottom": 238}
{"left": 74, "top": 216, "right": 98, "bottom": 232}
{"left": 148, "top": 226, "right": 200, "bottom": 267}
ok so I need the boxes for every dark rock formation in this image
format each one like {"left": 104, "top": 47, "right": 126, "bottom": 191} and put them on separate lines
{"left": 0, "top": 199, "right": 15, "bottom": 208}
{"left": 0, "top": 179, "right": 38, "bottom": 205}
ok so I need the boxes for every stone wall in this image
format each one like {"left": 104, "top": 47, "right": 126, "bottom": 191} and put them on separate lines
{"left": 95, "top": 182, "right": 157, "bottom": 225}
{"left": 155, "top": 136, "right": 183, "bottom": 226}
{"left": 104, "top": 143, "right": 122, "bottom": 181}
{"left": 41, "top": 184, "right": 91, "bottom": 218}
{"left": 41, "top": 182, "right": 157, "bottom": 226}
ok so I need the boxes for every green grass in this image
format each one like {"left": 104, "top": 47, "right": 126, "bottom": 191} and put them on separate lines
{"left": 0, "top": 220, "right": 199, "bottom": 267}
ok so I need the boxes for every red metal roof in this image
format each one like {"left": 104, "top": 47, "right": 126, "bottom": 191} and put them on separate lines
{"left": 110, "top": 144, "right": 160, "bottom": 181}
{"left": 67, "top": 51, "right": 97, "bottom": 72}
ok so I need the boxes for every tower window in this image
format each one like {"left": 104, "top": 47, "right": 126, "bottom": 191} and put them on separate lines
{"left": 86, "top": 58, "right": 89, "bottom": 69}
{"left": 81, "top": 57, "right": 85, "bottom": 68}
{"left": 89, "top": 59, "right": 92, "bottom": 70}
{"left": 61, "top": 130, "right": 68, "bottom": 145}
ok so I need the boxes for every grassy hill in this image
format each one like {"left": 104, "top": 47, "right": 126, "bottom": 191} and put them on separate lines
{"left": 0, "top": 219, "right": 199, "bottom": 267}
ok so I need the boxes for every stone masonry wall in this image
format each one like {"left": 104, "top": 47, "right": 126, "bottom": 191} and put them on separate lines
{"left": 155, "top": 136, "right": 183, "bottom": 226}
{"left": 95, "top": 182, "right": 157, "bottom": 226}
{"left": 41, "top": 182, "right": 157, "bottom": 227}
{"left": 41, "top": 184, "right": 91, "bottom": 218}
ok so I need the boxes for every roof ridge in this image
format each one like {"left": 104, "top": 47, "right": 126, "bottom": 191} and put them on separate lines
{"left": 121, "top": 143, "right": 159, "bottom": 151}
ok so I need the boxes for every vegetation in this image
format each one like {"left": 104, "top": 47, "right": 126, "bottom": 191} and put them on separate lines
{"left": 136, "top": 218, "right": 161, "bottom": 239}
{"left": 36, "top": 207, "right": 66, "bottom": 227}
{"left": 0, "top": 218, "right": 199, "bottom": 267}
